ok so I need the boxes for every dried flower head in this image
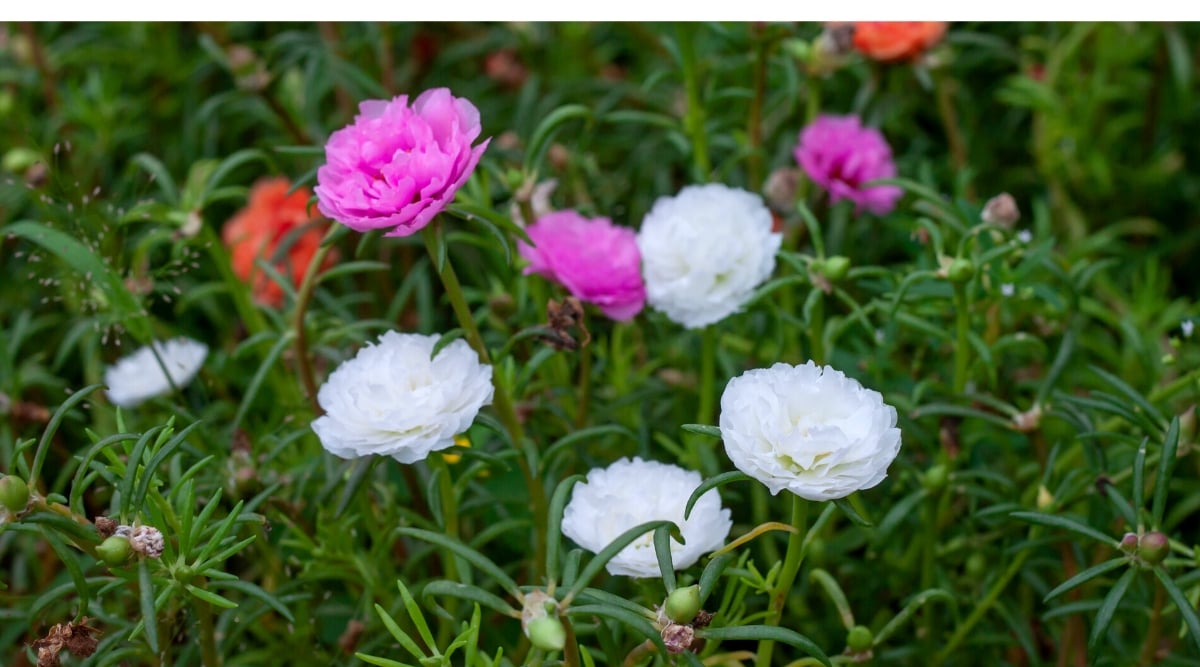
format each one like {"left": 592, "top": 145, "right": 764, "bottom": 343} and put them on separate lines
{"left": 129, "top": 525, "right": 165, "bottom": 558}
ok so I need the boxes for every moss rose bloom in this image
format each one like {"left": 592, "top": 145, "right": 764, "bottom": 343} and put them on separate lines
{"left": 561, "top": 457, "right": 732, "bottom": 578}
{"left": 518, "top": 211, "right": 646, "bottom": 321}
{"left": 105, "top": 338, "right": 208, "bottom": 408}
{"left": 795, "top": 115, "right": 902, "bottom": 216}
{"left": 311, "top": 332, "right": 494, "bottom": 464}
{"left": 637, "top": 184, "right": 781, "bottom": 329}
{"left": 222, "top": 178, "right": 332, "bottom": 307}
{"left": 852, "top": 22, "right": 947, "bottom": 62}
{"left": 315, "top": 88, "right": 490, "bottom": 237}
{"left": 720, "top": 361, "right": 901, "bottom": 501}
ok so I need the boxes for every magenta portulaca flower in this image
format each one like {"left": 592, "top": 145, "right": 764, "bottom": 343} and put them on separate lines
{"left": 315, "top": 88, "right": 490, "bottom": 237}
{"left": 794, "top": 115, "right": 902, "bottom": 216}
{"left": 518, "top": 211, "right": 646, "bottom": 321}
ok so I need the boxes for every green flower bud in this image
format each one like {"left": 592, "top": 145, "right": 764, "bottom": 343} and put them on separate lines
{"left": 946, "top": 258, "right": 974, "bottom": 284}
{"left": 0, "top": 475, "right": 30, "bottom": 513}
{"left": 1138, "top": 532, "right": 1169, "bottom": 565}
{"left": 1119, "top": 532, "right": 1139, "bottom": 554}
{"left": 922, "top": 464, "right": 948, "bottom": 492}
{"left": 821, "top": 256, "right": 851, "bottom": 283}
{"left": 965, "top": 553, "right": 987, "bottom": 578}
{"left": 526, "top": 616, "right": 566, "bottom": 652}
{"left": 846, "top": 625, "right": 873, "bottom": 651}
{"left": 2, "top": 147, "right": 42, "bottom": 174}
{"left": 664, "top": 585, "right": 702, "bottom": 624}
{"left": 97, "top": 535, "right": 132, "bottom": 565}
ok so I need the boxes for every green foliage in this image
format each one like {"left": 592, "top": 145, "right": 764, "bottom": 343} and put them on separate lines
{"left": 2, "top": 20, "right": 1200, "bottom": 667}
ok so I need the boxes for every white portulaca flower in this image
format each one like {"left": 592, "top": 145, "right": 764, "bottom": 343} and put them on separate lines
{"left": 105, "top": 338, "right": 208, "bottom": 408}
{"left": 637, "top": 184, "right": 782, "bottom": 329}
{"left": 720, "top": 361, "right": 901, "bottom": 501}
{"left": 561, "top": 457, "right": 732, "bottom": 578}
{"left": 311, "top": 332, "right": 494, "bottom": 464}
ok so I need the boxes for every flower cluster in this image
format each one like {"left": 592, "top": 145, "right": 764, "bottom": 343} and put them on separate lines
{"left": 315, "top": 88, "right": 490, "bottom": 237}
{"left": 518, "top": 211, "right": 646, "bottom": 321}
{"left": 561, "top": 457, "right": 732, "bottom": 578}
{"left": 105, "top": 338, "right": 208, "bottom": 408}
{"left": 794, "top": 115, "right": 902, "bottom": 216}
{"left": 311, "top": 332, "right": 494, "bottom": 464}
{"left": 222, "top": 178, "right": 331, "bottom": 307}
{"left": 637, "top": 184, "right": 781, "bottom": 329}
{"left": 720, "top": 361, "right": 901, "bottom": 500}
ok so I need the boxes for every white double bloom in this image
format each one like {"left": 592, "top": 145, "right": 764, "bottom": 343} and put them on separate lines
{"left": 637, "top": 184, "right": 781, "bottom": 329}
{"left": 562, "top": 457, "right": 732, "bottom": 578}
{"left": 312, "top": 332, "right": 494, "bottom": 464}
{"left": 720, "top": 361, "right": 901, "bottom": 501}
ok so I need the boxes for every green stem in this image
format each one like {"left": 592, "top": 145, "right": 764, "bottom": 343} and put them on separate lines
{"left": 952, "top": 283, "right": 970, "bottom": 394}
{"left": 688, "top": 327, "right": 720, "bottom": 476}
{"left": 1139, "top": 578, "right": 1166, "bottom": 666}
{"left": 933, "top": 68, "right": 972, "bottom": 200}
{"left": 678, "top": 24, "right": 711, "bottom": 181}
{"left": 194, "top": 581, "right": 221, "bottom": 667}
{"left": 292, "top": 227, "right": 339, "bottom": 415}
{"left": 810, "top": 292, "right": 826, "bottom": 366}
{"left": 574, "top": 343, "right": 591, "bottom": 429}
{"left": 428, "top": 455, "right": 460, "bottom": 644}
{"left": 747, "top": 26, "right": 770, "bottom": 191}
{"left": 420, "top": 222, "right": 548, "bottom": 577}
{"left": 562, "top": 615, "right": 581, "bottom": 667}
{"left": 935, "top": 544, "right": 1031, "bottom": 664}
{"left": 756, "top": 494, "right": 810, "bottom": 667}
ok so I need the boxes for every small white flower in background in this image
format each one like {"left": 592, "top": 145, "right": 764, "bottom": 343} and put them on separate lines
{"left": 311, "top": 332, "right": 494, "bottom": 464}
{"left": 1000, "top": 283, "right": 1015, "bottom": 297}
{"left": 720, "top": 361, "right": 901, "bottom": 501}
{"left": 1016, "top": 229, "right": 1033, "bottom": 244}
{"left": 561, "top": 457, "right": 732, "bottom": 578}
{"left": 1184, "top": 320, "right": 1195, "bottom": 338}
{"left": 104, "top": 337, "right": 208, "bottom": 408}
{"left": 637, "top": 184, "right": 782, "bottom": 329}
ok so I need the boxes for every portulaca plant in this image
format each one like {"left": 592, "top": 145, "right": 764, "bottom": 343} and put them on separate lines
{"left": 3, "top": 21, "right": 1200, "bottom": 667}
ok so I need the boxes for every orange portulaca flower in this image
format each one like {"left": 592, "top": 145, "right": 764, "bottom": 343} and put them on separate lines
{"left": 223, "top": 178, "right": 332, "bottom": 307}
{"left": 851, "top": 22, "right": 947, "bottom": 63}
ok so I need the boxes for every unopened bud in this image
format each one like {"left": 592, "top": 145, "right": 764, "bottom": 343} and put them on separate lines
{"left": 0, "top": 475, "right": 30, "bottom": 513}
{"left": 526, "top": 616, "right": 566, "bottom": 652}
{"left": 846, "top": 624, "right": 873, "bottom": 651}
{"left": 965, "top": 552, "right": 987, "bottom": 578}
{"left": 97, "top": 535, "right": 132, "bottom": 565}
{"left": 1119, "top": 532, "right": 1139, "bottom": 554}
{"left": 661, "top": 622, "right": 695, "bottom": 654}
{"left": 762, "top": 167, "right": 800, "bottom": 215}
{"left": 1139, "top": 532, "right": 1169, "bottom": 565}
{"left": 664, "top": 585, "right": 702, "bottom": 624}
{"left": 981, "top": 192, "right": 1020, "bottom": 228}
{"left": 1036, "top": 485, "right": 1054, "bottom": 510}
{"left": 922, "top": 464, "right": 948, "bottom": 492}
{"left": 820, "top": 256, "right": 851, "bottom": 283}
{"left": 946, "top": 258, "right": 974, "bottom": 283}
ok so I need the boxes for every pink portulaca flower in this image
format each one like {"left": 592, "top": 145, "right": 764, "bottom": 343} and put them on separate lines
{"left": 315, "top": 88, "right": 490, "bottom": 237}
{"left": 518, "top": 211, "right": 646, "bottom": 321}
{"left": 794, "top": 115, "right": 902, "bottom": 216}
